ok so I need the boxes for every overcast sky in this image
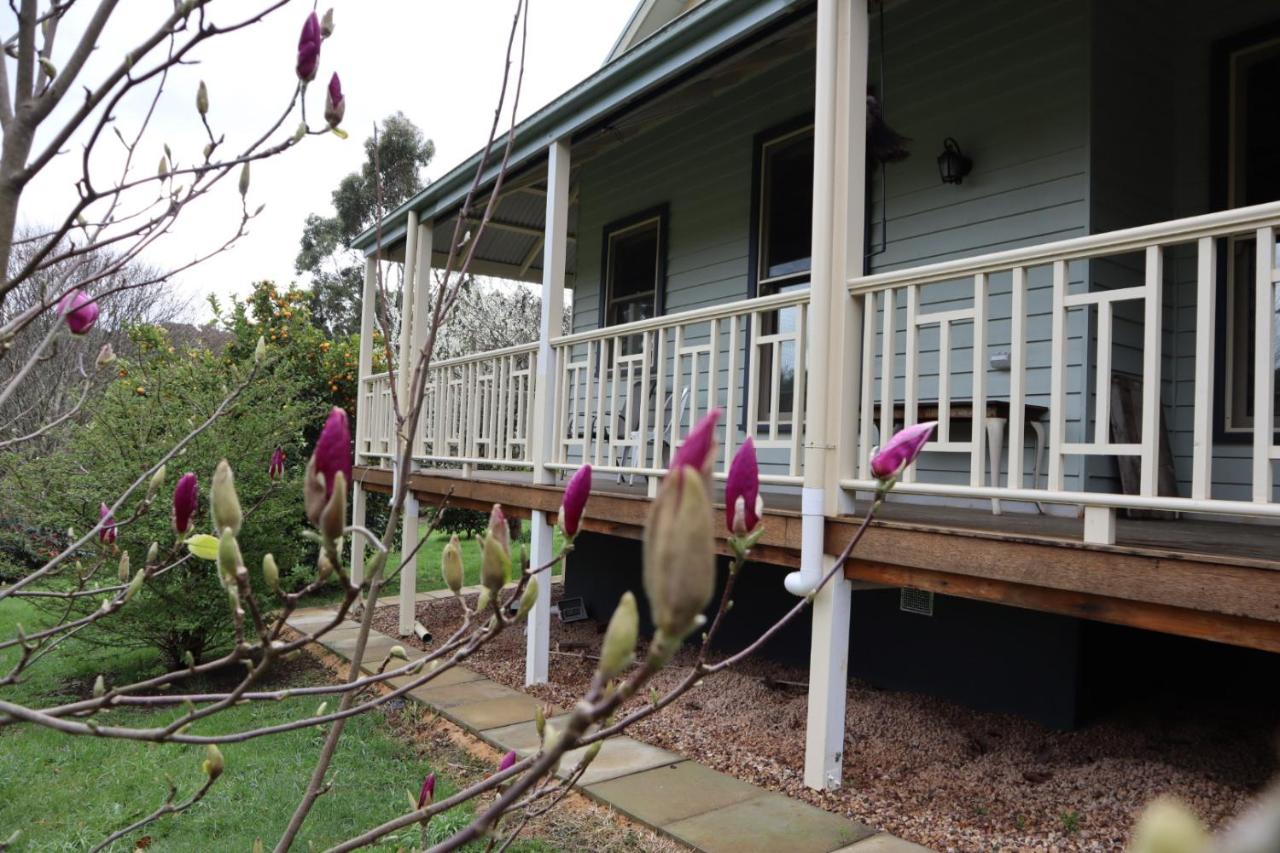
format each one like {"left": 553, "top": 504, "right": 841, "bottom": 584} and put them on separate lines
{"left": 4, "top": 1, "right": 636, "bottom": 319}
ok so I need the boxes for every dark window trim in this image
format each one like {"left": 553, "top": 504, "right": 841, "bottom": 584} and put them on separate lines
{"left": 743, "top": 114, "right": 813, "bottom": 436}
{"left": 599, "top": 203, "right": 669, "bottom": 331}
{"left": 1211, "top": 20, "right": 1280, "bottom": 444}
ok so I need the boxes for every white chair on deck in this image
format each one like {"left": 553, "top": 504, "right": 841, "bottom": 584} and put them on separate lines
{"left": 616, "top": 385, "right": 690, "bottom": 486}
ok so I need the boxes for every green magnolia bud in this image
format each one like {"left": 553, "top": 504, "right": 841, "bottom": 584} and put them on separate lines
{"left": 474, "top": 587, "right": 491, "bottom": 614}
{"left": 320, "top": 8, "right": 335, "bottom": 36}
{"left": 534, "top": 705, "right": 546, "bottom": 737}
{"left": 202, "top": 142, "right": 213, "bottom": 160}
{"left": 580, "top": 740, "right": 602, "bottom": 767}
{"left": 516, "top": 577, "right": 538, "bottom": 622}
{"left": 254, "top": 335, "right": 266, "bottom": 364}
{"left": 95, "top": 343, "right": 115, "bottom": 369}
{"left": 389, "top": 645, "right": 408, "bottom": 661}
{"left": 117, "top": 551, "right": 130, "bottom": 583}
{"left": 642, "top": 469, "right": 715, "bottom": 645}
{"left": 252, "top": 840, "right": 263, "bottom": 853}
{"left": 217, "top": 527, "right": 242, "bottom": 590}
{"left": 479, "top": 533, "right": 510, "bottom": 593}
{"left": 92, "top": 674, "right": 105, "bottom": 698}
{"left": 320, "top": 471, "right": 347, "bottom": 544}
{"left": 211, "top": 459, "right": 242, "bottom": 535}
{"left": 262, "top": 553, "right": 280, "bottom": 593}
{"left": 441, "top": 535, "right": 464, "bottom": 594}
{"left": 317, "top": 551, "right": 334, "bottom": 582}
{"left": 38, "top": 56, "right": 57, "bottom": 79}
{"left": 158, "top": 156, "right": 168, "bottom": 179}
{"left": 125, "top": 568, "right": 145, "bottom": 602}
{"left": 146, "top": 542, "right": 159, "bottom": 565}
{"left": 293, "top": 121, "right": 307, "bottom": 143}
{"left": 238, "top": 161, "right": 250, "bottom": 196}
{"left": 147, "top": 464, "right": 166, "bottom": 501}
{"left": 1128, "top": 798, "right": 1208, "bottom": 853}
{"left": 541, "top": 723, "right": 563, "bottom": 775}
{"left": 196, "top": 80, "right": 208, "bottom": 115}
{"left": 182, "top": 650, "right": 195, "bottom": 668}
{"left": 202, "top": 744, "right": 224, "bottom": 780}
{"left": 598, "top": 592, "right": 638, "bottom": 678}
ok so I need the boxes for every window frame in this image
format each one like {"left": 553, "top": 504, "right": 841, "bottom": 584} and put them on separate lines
{"left": 599, "top": 204, "right": 668, "bottom": 332}
{"left": 748, "top": 116, "right": 816, "bottom": 299}
{"left": 1212, "top": 25, "right": 1280, "bottom": 439}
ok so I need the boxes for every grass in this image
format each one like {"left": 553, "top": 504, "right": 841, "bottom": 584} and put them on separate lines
{"left": 0, "top": 597, "right": 554, "bottom": 852}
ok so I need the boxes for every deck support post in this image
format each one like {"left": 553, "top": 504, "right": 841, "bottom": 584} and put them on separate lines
{"left": 1083, "top": 506, "right": 1116, "bottom": 545}
{"left": 525, "top": 138, "right": 571, "bottom": 685}
{"left": 396, "top": 211, "right": 420, "bottom": 635}
{"left": 794, "top": 0, "right": 868, "bottom": 791}
{"left": 399, "top": 492, "right": 419, "bottom": 636}
{"left": 351, "top": 255, "right": 380, "bottom": 587}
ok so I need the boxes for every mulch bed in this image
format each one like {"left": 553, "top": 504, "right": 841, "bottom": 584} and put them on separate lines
{"left": 372, "top": 592, "right": 1275, "bottom": 852}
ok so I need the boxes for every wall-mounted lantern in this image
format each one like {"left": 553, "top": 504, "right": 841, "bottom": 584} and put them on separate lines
{"left": 936, "top": 137, "right": 973, "bottom": 185}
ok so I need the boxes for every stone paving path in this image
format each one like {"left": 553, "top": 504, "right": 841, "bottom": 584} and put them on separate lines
{"left": 288, "top": 604, "right": 932, "bottom": 853}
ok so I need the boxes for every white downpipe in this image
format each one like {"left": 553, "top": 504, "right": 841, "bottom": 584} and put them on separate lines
{"left": 786, "top": 487, "right": 827, "bottom": 595}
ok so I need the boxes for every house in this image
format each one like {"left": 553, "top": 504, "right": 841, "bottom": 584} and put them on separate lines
{"left": 347, "top": 0, "right": 1280, "bottom": 792}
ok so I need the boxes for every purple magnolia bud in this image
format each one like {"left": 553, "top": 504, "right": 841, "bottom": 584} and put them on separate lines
{"left": 323, "top": 72, "right": 344, "bottom": 127}
{"left": 559, "top": 465, "right": 591, "bottom": 538}
{"left": 417, "top": 772, "right": 436, "bottom": 808}
{"left": 269, "top": 446, "right": 286, "bottom": 480}
{"left": 58, "top": 290, "right": 99, "bottom": 335}
{"left": 98, "top": 503, "right": 117, "bottom": 545}
{"left": 312, "top": 407, "right": 352, "bottom": 500}
{"left": 498, "top": 750, "right": 517, "bottom": 773}
{"left": 725, "top": 437, "right": 761, "bottom": 536}
{"left": 172, "top": 472, "right": 198, "bottom": 535}
{"left": 296, "top": 12, "right": 321, "bottom": 82}
{"left": 870, "top": 421, "right": 937, "bottom": 480}
{"left": 671, "top": 409, "right": 721, "bottom": 476}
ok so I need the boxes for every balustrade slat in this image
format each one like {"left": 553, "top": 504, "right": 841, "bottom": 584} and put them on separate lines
{"left": 1140, "top": 245, "right": 1163, "bottom": 497}
{"left": 1048, "top": 260, "right": 1068, "bottom": 491}
{"left": 880, "top": 288, "right": 895, "bottom": 452}
{"left": 970, "top": 273, "right": 988, "bottom": 488}
{"left": 1094, "top": 301, "right": 1113, "bottom": 447}
{"left": 790, "top": 305, "right": 806, "bottom": 477}
{"left": 1007, "top": 267, "right": 1027, "bottom": 488}
{"left": 859, "top": 295, "right": 875, "bottom": 478}
{"left": 1254, "top": 227, "right": 1276, "bottom": 502}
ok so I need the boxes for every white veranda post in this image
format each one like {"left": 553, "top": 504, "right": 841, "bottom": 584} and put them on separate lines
{"left": 800, "top": 0, "right": 868, "bottom": 792}
{"left": 350, "top": 255, "right": 379, "bottom": 587}
{"left": 397, "top": 211, "right": 422, "bottom": 637}
{"left": 526, "top": 139, "right": 571, "bottom": 685}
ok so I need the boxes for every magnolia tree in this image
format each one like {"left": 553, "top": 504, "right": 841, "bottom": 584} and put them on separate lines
{"left": 1, "top": 2, "right": 1278, "bottom": 853}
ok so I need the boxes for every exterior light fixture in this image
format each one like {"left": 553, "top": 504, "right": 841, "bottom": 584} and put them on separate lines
{"left": 937, "top": 137, "right": 973, "bottom": 185}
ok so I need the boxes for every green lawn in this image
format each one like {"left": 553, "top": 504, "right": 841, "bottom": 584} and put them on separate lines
{"left": 0, "top": 598, "right": 551, "bottom": 852}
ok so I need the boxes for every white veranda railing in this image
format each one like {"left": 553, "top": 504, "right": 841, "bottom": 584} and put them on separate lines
{"left": 840, "top": 200, "right": 1280, "bottom": 518}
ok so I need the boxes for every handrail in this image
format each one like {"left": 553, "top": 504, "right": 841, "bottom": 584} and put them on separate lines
{"left": 849, "top": 199, "right": 1280, "bottom": 292}
{"left": 428, "top": 341, "right": 538, "bottom": 369}
{"left": 550, "top": 289, "right": 810, "bottom": 347}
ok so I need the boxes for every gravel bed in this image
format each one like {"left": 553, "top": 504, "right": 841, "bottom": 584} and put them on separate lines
{"left": 372, "top": 593, "right": 1275, "bottom": 852}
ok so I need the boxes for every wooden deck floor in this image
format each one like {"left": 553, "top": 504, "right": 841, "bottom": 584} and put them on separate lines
{"left": 355, "top": 464, "right": 1280, "bottom": 653}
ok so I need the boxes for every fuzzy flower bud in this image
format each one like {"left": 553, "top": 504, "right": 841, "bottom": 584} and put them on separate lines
{"left": 210, "top": 460, "right": 242, "bottom": 535}
{"left": 480, "top": 506, "right": 511, "bottom": 593}
{"left": 296, "top": 11, "right": 321, "bottom": 82}
{"left": 870, "top": 421, "right": 936, "bottom": 481}
{"left": 202, "top": 744, "right": 224, "bottom": 780}
{"left": 498, "top": 750, "right": 517, "bottom": 773}
{"left": 670, "top": 409, "right": 721, "bottom": 477}
{"left": 98, "top": 503, "right": 117, "bottom": 545}
{"left": 262, "top": 553, "right": 280, "bottom": 593}
{"left": 441, "top": 534, "right": 464, "bottom": 594}
{"left": 146, "top": 542, "right": 159, "bottom": 565}
{"left": 725, "top": 437, "right": 762, "bottom": 536}
{"left": 320, "top": 8, "right": 334, "bottom": 37}
{"left": 1129, "top": 798, "right": 1209, "bottom": 853}
{"left": 172, "top": 472, "right": 198, "bottom": 535}
{"left": 196, "top": 80, "right": 208, "bottom": 115}
{"left": 118, "top": 551, "right": 130, "bottom": 583}
{"left": 91, "top": 674, "right": 105, "bottom": 698}
{"left": 559, "top": 465, "right": 591, "bottom": 538}
{"left": 598, "top": 591, "right": 639, "bottom": 678}
{"left": 268, "top": 446, "right": 285, "bottom": 480}
{"left": 320, "top": 471, "right": 347, "bottom": 544}
{"left": 217, "top": 527, "right": 242, "bottom": 591}
{"left": 58, "top": 290, "right": 99, "bottom": 335}
{"left": 311, "top": 407, "right": 352, "bottom": 503}
{"left": 516, "top": 577, "right": 538, "bottom": 622}
{"left": 95, "top": 343, "right": 115, "bottom": 369}
{"left": 238, "top": 162, "right": 250, "bottom": 197}
{"left": 147, "top": 465, "right": 167, "bottom": 502}
{"left": 416, "top": 772, "right": 436, "bottom": 809}
{"left": 534, "top": 705, "right": 546, "bottom": 737}
{"left": 125, "top": 568, "right": 145, "bottom": 602}
{"left": 254, "top": 335, "right": 266, "bottom": 364}
{"left": 643, "top": 467, "right": 714, "bottom": 645}
{"left": 324, "top": 73, "right": 345, "bottom": 128}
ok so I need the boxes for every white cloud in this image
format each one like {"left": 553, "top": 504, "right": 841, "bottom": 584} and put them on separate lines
{"left": 3, "top": 0, "right": 635, "bottom": 319}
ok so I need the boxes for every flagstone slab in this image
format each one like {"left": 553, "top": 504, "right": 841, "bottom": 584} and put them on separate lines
{"left": 584, "top": 760, "right": 763, "bottom": 827}
{"left": 412, "top": 679, "right": 523, "bottom": 709}
{"left": 835, "top": 833, "right": 932, "bottom": 852}
{"left": 556, "top": 736, "right": 683, "bottom": 786}
{"left": 664, "top": 792, "right": 875, "bottom": 853}
{"left": 443, "top": 694, "right": 543, "bottom": 730}
{"left": 478, "top": 714, "right": 572, "bottom": 753}
{"left": 387, "top": 665, "right": 485, "bottom": 690}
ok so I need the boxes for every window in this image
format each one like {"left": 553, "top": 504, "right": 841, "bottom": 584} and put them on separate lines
{"left": 752, "top": 123, "right": 814, "bottom": 426}
{"left": 1223, "top": 35, "right": 1280, "bottom": 433}
{"left": 603, "top": 208, "right": 666, "bottom": 355}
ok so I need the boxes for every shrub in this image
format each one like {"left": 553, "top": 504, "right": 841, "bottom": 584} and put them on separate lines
{"left": 429, "top": 507, "right": 488, "bottom": 539}
{"left": 5, "top": 325, "right": 321, "bottom": 667}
